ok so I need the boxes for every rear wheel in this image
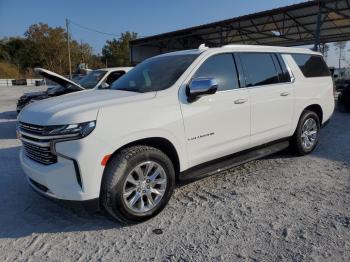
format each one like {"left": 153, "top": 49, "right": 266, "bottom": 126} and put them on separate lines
{"left": 291, "top": 110, "right": 320, "bottom": 155}
{"left": 101, "top": 146, "right": 175, "bottom": 224}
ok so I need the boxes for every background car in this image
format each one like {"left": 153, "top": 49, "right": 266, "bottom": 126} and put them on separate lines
{"left": 338, "top": 85, "right": 350, "bottom": 112}
{"left": 16, "top": 67, "right": 132, "bottom": 112}
{"left": 335, "top": 78, "right": 350, "bottom": 91}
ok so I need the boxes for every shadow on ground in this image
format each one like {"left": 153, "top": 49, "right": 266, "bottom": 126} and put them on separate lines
{"left": 0, "top": 110, "right": 17, "bottom": 140}
{"left": 0, "top": 121, "right": 17, "bottom": 139}
{"left": 0, "top": 146, "right": 123, "bottom": 239}
{"left": 264, "top": 110, "right": 350, "bottom": 165}
{"left": 312, "top": 110, "right": 350, "bottom": 165}
{"left": 0, "top": 110, "right": 17, "bottom": 120}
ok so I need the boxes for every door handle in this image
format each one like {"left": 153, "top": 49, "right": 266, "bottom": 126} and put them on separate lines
{"left": 280, "top": 92, "right": 290, "bottom": 96}
{"left": 234, "top": 99, "right": 247, "bottom": 104}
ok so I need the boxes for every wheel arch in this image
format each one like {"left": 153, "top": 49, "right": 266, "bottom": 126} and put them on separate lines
{"left": 304, "top": 104, "right": 323, "bottom": 124}
{"left": 105, "top": 137, "right": 181, "bottom": 177}
{"left": 292, "top": 103, "right": 323, "bottom": 136}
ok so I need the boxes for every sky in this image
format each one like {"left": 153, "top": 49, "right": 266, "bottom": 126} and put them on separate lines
{"left": 0, "top": 0, "right": 348, "bottom": 67}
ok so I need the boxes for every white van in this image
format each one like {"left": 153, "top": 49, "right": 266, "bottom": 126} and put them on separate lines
{"left": 18, "top": 44, "right": 334, "bottom": 223}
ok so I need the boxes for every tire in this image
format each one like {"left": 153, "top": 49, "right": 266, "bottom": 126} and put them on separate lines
{"left": 291, "top": 110, "right": 320, "bottom": 156}
{"left": 101, "top": 145, "right": 175, "bottom": 224}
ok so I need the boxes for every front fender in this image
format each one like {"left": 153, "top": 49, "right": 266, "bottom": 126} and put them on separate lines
{"left": 106, "top": 128, "right": 188, "bottom": 172}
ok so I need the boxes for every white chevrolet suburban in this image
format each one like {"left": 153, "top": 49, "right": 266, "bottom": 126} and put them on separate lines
{"left": 18, "top": 44, "right": 334, "bottom": 223}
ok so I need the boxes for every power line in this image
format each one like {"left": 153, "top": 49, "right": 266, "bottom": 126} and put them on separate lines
{"left": 68, "top": 19, "right": 146, "bottom": 39}
{"left": 68, "top": 19, "right": 123, "bottom": 37}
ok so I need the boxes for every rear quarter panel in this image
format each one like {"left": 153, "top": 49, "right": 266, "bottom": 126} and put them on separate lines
{"left": 284, "top": 54, "right": 334, "bottom": 136}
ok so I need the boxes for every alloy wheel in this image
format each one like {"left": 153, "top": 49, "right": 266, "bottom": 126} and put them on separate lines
{"left": 122, "top": 161, "right": 167, "bottom": 213}
{"left": 301, "top": 118, "right": 318, "bottom": 150}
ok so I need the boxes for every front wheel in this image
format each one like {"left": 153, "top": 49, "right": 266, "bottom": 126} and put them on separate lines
{"left": 291, "top": 110, "right": 320, "bottom": 155}
{"left": 101, "top": 146, "right": 175, "bottom": 224}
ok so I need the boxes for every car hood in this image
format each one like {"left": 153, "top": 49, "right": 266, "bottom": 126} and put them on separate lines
{"left": 18, "top": 90, "right": 156, "bottom": 125}
{"left": 21, "top": 91, "right": 47, "bottom": 98}
{"left": 34, "top": 68, "right": 84, "bottom": 90}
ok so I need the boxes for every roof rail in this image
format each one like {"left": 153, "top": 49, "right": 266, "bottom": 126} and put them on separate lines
{"left": 222, "top": 44, "right": 260, "bottom": 48}
{"left": 222, "top": 44, "right": 238, "bottom": 48}
{"left": 198, "top": 43, "right": 209, "bottom": 51}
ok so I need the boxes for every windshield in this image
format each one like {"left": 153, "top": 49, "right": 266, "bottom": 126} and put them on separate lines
{"left": 78, "top": 70, "right": 107, "bottom": 89}
{"left": 111, "top": 54, "right": 198, "bottom": 93}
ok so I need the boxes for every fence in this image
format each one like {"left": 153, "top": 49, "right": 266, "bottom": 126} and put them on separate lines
{"left": 0, "top": 79, "right": 44, "bottom": 87}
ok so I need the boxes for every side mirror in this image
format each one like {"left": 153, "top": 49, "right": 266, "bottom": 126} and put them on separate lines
{"left": 99, "top": 82, "right": 110, "bottom": 89}
{"left": 186, "top": 77, "right": 218, "bottom": 102}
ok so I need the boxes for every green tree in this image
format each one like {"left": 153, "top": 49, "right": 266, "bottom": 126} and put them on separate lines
{"left": 70, "top": 41, "right": 103, "bottom": 72}
{"left": 1, "top": 23, "right": 112, "bottom": 78}
{"left": 0, "top": 38, "right": 11, "bottom": 61}
{"left": 102, "top": 31, "right": 138, "bottom": 67}
{"left": 0, "top": 61, "right": 20, "bottom": 78}
{"left": 24, "top": 23, "right": 100, "bottom": 75}
{"left": 5, "top": 37, "right": 35, "bottom": 70}
{"left": 25, "top": 23, "right": 70, "bottom": 74}
{"left": 0, "top": 37, "right": 34, "bottom": 77}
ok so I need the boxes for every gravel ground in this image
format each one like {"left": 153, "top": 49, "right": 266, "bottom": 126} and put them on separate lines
{"left": 0, "top": 86, "right": 349, "bottom": 261}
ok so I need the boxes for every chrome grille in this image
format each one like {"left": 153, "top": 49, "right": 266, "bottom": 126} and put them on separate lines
{"left": 19, "top": 122, "right": 45, "bottom": 135}
{"left": 22, "top": 141, "right": 57, "bottom": 165}
{"left": 19, "top": 122, "right": 57, "bottom": 165}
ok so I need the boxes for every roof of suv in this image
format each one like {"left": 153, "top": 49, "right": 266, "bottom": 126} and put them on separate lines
{"left": 157, "top": 44, "right": 321, "bottom": 58}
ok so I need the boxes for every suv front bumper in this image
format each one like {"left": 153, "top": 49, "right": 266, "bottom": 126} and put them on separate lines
{"left": 20, "top": 149, "right": 96, "bottom": 201}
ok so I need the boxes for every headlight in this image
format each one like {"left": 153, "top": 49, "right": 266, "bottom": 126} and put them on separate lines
{"left": 43, "top": 121, "right": 96, "bottom": 138}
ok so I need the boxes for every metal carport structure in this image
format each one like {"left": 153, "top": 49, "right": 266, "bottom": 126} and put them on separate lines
{"left": 130, "top": 0, "right": 350, "bottom": 64}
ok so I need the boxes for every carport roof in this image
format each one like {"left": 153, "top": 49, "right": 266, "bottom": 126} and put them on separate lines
{"left": 130, "top": 0, "right": 350, "bottom": 50}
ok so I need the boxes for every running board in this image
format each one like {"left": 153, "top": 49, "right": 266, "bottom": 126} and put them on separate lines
{"left": 179, "top": 140, "right": 289, "bottom": 183}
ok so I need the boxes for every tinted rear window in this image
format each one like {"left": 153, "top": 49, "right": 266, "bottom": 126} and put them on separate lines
{"left": 292, "top": 54, "right": 330, "bottom": 77}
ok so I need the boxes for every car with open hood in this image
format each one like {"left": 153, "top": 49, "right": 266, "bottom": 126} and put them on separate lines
{"left": 16, "top": 67, "right": 132, "bottom": 112}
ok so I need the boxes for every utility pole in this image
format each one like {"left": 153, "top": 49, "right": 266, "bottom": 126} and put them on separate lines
{"left": 65, "top": 18, "right": 72, "bottom": 79}
{"left": 80, "top": 39, "right": 83, "bottom": 62}
{"left": 339, "top": 47, "right": 342, "bottom": 69}
{"left": 313, "top": 1, "right": 322, "bottom": 52}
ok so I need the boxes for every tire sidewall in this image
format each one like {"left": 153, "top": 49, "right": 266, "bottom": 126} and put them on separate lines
{"left": 108, "top": 148, "right": 175, "bottom": 223}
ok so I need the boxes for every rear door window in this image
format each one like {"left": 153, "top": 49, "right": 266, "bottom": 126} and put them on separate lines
{"left": 239, "top": 53, "right": 279, "bottom": 87}
{"left": 291, "top": 54, "right": 330, "bottom": 77}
